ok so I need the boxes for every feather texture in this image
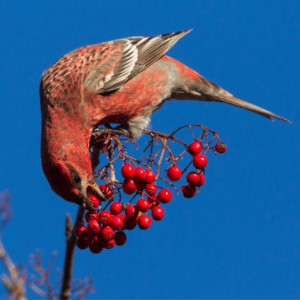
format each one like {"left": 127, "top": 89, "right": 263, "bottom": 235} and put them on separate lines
{"left": 83, "top": 29, "right": 192, "bottom": 93}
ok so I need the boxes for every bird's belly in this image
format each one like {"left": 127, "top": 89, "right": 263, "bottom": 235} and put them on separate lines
{"left": 85, "top": 63, "right": 170, "bottom": 127}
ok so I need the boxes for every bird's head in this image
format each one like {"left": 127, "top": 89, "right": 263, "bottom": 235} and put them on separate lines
{"left": 43, "top": 159, "right": 104, "bottom": 211}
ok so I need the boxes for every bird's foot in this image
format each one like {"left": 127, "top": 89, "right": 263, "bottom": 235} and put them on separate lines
{"left": 92, "top": 126, "right": 131, "bottom": 138}
{"left": 90, "top": 125, "right": 131, "bottom": 171}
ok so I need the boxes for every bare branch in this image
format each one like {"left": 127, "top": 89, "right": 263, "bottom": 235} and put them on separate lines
{"left": 65, "top": 214, "right": 73, "bottom": 240}
{"left": 0, "top": 239, "right": 26, "bottom": 300}
{"left": 60, "top": 207, "right": 85, "bottom": 300}
{"left": 0, "top": 192, "right": 26, "bottom": 300}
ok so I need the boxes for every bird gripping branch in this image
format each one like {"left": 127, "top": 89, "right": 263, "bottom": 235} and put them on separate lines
{"left": 40, "top": 29, "right": 289, "bottom": 210}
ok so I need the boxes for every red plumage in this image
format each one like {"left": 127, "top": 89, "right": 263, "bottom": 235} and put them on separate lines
{"left": 40, "top": 29, "right": 289, "bottom": 210}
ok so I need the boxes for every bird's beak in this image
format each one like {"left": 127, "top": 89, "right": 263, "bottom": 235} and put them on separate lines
{"left": 86, "top": 183, "right": 106, "bottom": 201}
{"left": 74, "top": 182, "right": 106, "bottom": 211}
{"left": 75, "top": 194, "right": 97, "bottom": 211}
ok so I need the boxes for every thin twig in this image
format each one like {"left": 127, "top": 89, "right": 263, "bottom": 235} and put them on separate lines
{"left": 60, "top": 207, "right": 85, "bottom": 300}
{"left": 0, "top": 239, "right": 26, "bottom": 300}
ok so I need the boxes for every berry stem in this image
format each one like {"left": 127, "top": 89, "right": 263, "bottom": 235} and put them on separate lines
{"left": 128, "top": 193, "right": 139, "bottom": 204}
{"left": 181, "top": 160, "right": 193, "bottom": 175}
{"left": 158, "top": 175, "right": 179, "bottom": 194}
{"left": 91, "top": 124, "right": 222, "bottom": 199}
{"left": 143, "top": 129, "right": 188, "bottom": 148}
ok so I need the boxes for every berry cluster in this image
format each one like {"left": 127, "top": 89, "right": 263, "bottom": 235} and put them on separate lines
{"left": 167, "top": 140, "right": 227, "bottom": 198}
{"left": 76, "top": 125, "right": 227, "bottom": 254}
{"left": 75, "top": 165, "right": 169, "bottom": 254}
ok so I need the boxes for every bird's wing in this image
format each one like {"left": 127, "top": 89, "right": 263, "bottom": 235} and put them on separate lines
{"left": 83, "top": 29, "right": 192, "bottom": 94}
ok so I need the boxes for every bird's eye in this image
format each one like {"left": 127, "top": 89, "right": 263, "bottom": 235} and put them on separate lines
{"left": 74, "top": 175, "right": 81, "bottom": 184}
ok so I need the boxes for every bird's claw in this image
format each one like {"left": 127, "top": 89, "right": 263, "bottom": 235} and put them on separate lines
{"left": 92, "top": 127, "right": 131, "bottom": 138}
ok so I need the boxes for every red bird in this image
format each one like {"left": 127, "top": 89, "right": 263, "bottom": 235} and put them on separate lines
{"left": 40, "top": 29, "right": 289, "bottom": 210}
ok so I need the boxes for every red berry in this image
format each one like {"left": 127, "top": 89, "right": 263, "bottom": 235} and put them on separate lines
{"left": 145, "top": 184, "right": 157, "bottom": 196}
{"left": 134, "top": 167, "right": 146, "bottom": 182}
{"left": 99, "top": 184, "right": 113, "bottom": 199}
{"left": 85, "top": 211, "right": 99, "bottom": 222}
{"left": 102, "top": 239, "right": 115, "bottom": 249}
{"left": 195, "top": 173, "right": 205, "bottom": 187}
{"left": 114, "top": 231, "right": 127, "bottom": 246}
{"left": 89, "top": 242, "right": 103, "bottom": 254}
{"left": 151, "top": 206, "right": 164, "bottom": 221}
{"left": 193, "top": 154, "right": 207, "bottom": 169}
{"left": 186, "top": 172, "right": 200, "bottom": 186}
{"left": 181, "top": 185, "right": 197, "bottom": 198}
{"left": 76, "top": 238, "right": 88, "bottom": 250}
{"left": 188, "top": 141, "right": 202, "bottom": 156}
{"left": 138, "top": 215, "right": 152, "bottom": 230}
{"left": 88, "top": 195, "right": 99, "bottom": 208}
{"left": 136, "top": 199, "right": 150, "bottom": 212}
{"left": 123, "top": 178, "right": 136, "bottom": 195}
{"left": 75, "top": 225, "right": 88, "bottom": 240}
{"left": 100, "top": 226, "right": 114, "bottom": 241}
{"left": 135, "top": 180, "right": 146, "bottom": 192}
{"left": 98, "top": 210, "right": 112, "bottom": 226}
{"left": 167, "top": 166, "right": 182, "bottom": 181}
{"left": 125, "top": 204, "right": 139, "bottom": 219}
{"left": 87, "top": 234, "right": 101, "bottom": 245}
{"left": 110, "top": 216, "right": 124, "bottom": 231}
{"left": 123, "top": 217, "right": 138, "bottom": 230}
{"left": 87, "top": 220, "right": 101, "bottom": 234}
{"left": 121, "top": 164, "right": 135, "bottom": 178}
{"left": 157, "top": 189, "right": 172, "bottom": 204}
{"left": 119, "top": 214, "right": 126, "bottom": 229}
{"left": 145, "top": 170, "right": 155, "bottom": 184}
{"left": 215, "top": 142, "right": 227, "bottom": 153}
{"left": 110, "top": 202, "right": 122, "bottom": 215}
{"left": 148, "top": 195, "right": 160, "bottom": 208}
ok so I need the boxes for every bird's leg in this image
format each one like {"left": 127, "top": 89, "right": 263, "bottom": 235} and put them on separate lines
{"left": 90, "top": 124, "right": 131, "bottom": 171}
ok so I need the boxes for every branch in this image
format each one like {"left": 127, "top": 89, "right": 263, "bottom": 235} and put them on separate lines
{"left": 26, "top": 250, "right": 59, "bottom": 299}
{"left": 0, "top": 191, "right": 26, "bottom": 299}
{"left": 60, "top": 207, "right": 85, "bottom": 300}
{"left": 0, "top": 238, "right": 26, "bottom": 300}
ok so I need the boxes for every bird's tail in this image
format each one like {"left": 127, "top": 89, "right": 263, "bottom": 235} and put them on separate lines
{"left": 192, "top": 75, "right": 291, "bottom": 123}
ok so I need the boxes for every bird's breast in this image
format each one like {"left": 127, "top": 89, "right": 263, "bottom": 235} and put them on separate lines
{"left": 84, "top": 63, "right": 170, "bottom": 127}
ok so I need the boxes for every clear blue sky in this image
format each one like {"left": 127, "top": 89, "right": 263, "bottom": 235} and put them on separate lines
{"left": 0, "top": 0, "right": 299, "bottom": 298}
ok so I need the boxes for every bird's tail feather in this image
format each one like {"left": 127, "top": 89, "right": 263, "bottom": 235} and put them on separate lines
{"left": 212, "top": 94, "right": 290, "bottom": 123}
{"left": 195, "top": 76, "right": 291, "bottom": 123}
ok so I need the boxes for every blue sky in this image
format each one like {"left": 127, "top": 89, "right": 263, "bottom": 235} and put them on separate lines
{"left": 0, "top": 0, "right": 299, "bottom": 298}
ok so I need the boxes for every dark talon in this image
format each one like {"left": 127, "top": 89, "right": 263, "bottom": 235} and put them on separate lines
{"left": 92, "top": 127, "right": 131, "bottom": 138}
